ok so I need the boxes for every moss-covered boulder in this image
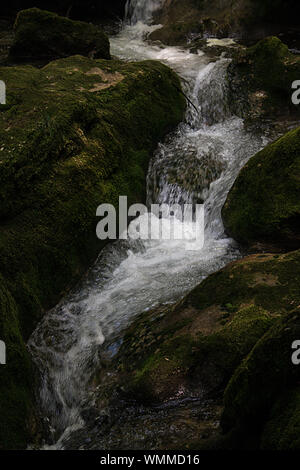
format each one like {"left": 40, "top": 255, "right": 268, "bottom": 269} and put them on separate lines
{"left": 87, "top": 250, "right": 300, "bottom": 449}
{"left": 221, "top": 307, "right": 300, "bottom": 449}
{"left": 9, "top": 8, "right": 111, "bottom": 62}
{"left": 0, "top": 55, "right": 185, "bottom": 448}
{"left": 261, "top": 387, "right": 300, "bottom": 450}
{"left": 119, "top": 304, "right": 273, "bottom": 404}
{"left": 102, "top": 252, "right": 292, "bottom": 400}
{"left": 227, "top": 37, "right": 300, "bottom": 126}
{"left": 116, "top": 250, "right": 300, "bottom": 404}
{"left": 240, "top": 37, "right": 299, "bottom": 95}
{"left": 222, "top": 126, "right": 300, "bottom": 251}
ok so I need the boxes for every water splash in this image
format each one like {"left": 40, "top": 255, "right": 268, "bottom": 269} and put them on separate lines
{"left": 125, "top": 0, "right": 166, "bottom": 25}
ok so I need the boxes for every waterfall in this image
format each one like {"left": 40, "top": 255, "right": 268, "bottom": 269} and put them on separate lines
{"left": 147, "top": 59, "right": 232, "bottom": 211}
{"left": 28, "top": 12, "right": 269, "bottom": 449}
{"left": 125, "top": 0, "right": 165, "bottom": 24}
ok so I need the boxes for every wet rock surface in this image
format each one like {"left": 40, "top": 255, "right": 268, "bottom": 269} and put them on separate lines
{"left": 61, "top": 397, "right": 222, "bottom": 450}
{"left": 50, "top": 250, "right": 300, "bottom": 450}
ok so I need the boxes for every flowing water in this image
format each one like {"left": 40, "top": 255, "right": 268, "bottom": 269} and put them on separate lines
{"left": 125, "top": 0, "right": 165, "bottom": 24}
{"left": 28, "top": 0, "right": 269, "bottom": 449}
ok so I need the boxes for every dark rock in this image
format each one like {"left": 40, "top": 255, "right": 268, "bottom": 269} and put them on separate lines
{"left": 9, "top": 8, "right": 111, "bottom": 62}
{"left": 221, "top": 306, "right": 300, "bottom": 450}
{"left": 261, "top": 387, "right": 300, "bottom": 450}
{"left": 149, "top": 0, "right": 300, "bottom": 47}
{"left": 227, "top": 36, "right": 300, "bottom": 129}
{"left": 222, "top": 126, "right": 300, "bottom": 251}
{"left": 1, "top": 1, "right": 127, "bottom": 22}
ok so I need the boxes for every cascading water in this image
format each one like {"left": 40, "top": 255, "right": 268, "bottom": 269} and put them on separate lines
{"left": 28, "top": 1, "right": 269, "bottom": 449}
{"left": 125, "top": 0, "right": 165, "bottom": 25}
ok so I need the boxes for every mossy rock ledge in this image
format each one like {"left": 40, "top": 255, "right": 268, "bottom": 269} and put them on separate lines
{"left": 222, "top": 125, "right": 300, "bottom": 251}
{"left": 227, "top": 37, "right": 300, "bottom": 127}
{"left": 86, "top": 250, "right": 300, "bottom": 450}
{"left": 0, "top": 55, "right": 185, "bottom": 449}
{"left": 9, "top": 8, "right": 111, "bottom": 62}
{"left": 222, "top": 307, "right": 300, "bottom": 449}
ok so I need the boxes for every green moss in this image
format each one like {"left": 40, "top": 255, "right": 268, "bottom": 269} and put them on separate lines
{"left": 261, "top": 387, "right": 300, "bottom": 450}
{"left": 246, "top": 37, "right": 294, "bottom": 93}
{"left": 112, "top": 250, "right": 300, "bottom": 418}
{"left": 9, "top": 8, "right": 110, "bottom": 62}
{"left": 227, "top": 37, "right": 300, "bottom": 123}
{"left": 125, "top": 334, "right": 196, "bottom": 402}
{"left": 0, "top": 55, "right": 185, "bottom": 448}
{"left": 222, "top": 126, "right": 300, "bottom": 249}
{"left": 92, "top": 249, "right": 300, "bottom": 448}
{"left": 0, "top": 275, "right": 35, "bottom": 449}
{"left": 221, "top": 308, "right": 300, "bottom": 437}
{"left": 187, "top": 250, "right": 300, "bottom": 315}
{"left": 187, "top": 305, "right": 273, "bottom": 395}
{"left": 118, "top": 302, "right": 274, "bottom": 404}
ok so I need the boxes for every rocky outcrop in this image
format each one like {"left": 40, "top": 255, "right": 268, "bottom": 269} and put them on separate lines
{"left": 9, "top": 8, "right": 111, "bottom": 62}
{"left": 222, "top": 126, "right": 300, "bottom": 251}
{"left": 222, "top": 306, "right": 300, "bottom": 448}
{"left": 0, "top": 55, "right": 185, "bottom": 449}
{"left": 227, "top": 37, "right": 300, "bottom": 130}
{"left": 79, "top": 250, "right": 300, "bottom": 450}
{"left": 116, "top": 250, "right": 300, "bottom": 402}
{"left": 150, "top": 0, "right": 300, "bottom": 46}
{"left": 222, "top": 38, "right": 300, "bottom": 253}
{"left": 261, "top": 386, "right": 300, "bottom": 450}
